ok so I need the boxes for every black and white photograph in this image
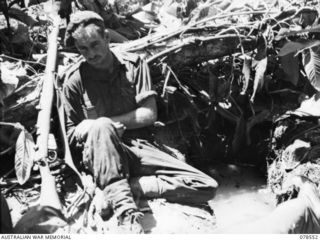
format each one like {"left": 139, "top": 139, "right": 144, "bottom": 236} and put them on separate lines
{"left": 0, "top": 0, "right": 320, "bottom": 237}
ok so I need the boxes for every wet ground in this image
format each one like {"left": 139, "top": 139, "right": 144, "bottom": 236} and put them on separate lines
{"left": 5, "top": 163, "right": 277, "bottom": 234}
{"left": 139, "top": 163, "right": 276, "bottom": 233}
{"left": 210, "top": 163, "right": 276, "bottom": 231}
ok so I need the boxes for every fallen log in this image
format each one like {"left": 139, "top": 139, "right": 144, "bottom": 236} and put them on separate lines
{"left": 146, "top": 34, "right": 256, "bottom": 67}
{"left": 114, "top": 25, "right": 257, "bottom": 68}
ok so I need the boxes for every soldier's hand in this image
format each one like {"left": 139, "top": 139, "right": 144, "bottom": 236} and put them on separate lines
{"left": 75, "top": 119, "right": 95, "bottom": 143}
{"left": 112, "top": 122, "right": 126, "bottom": 137}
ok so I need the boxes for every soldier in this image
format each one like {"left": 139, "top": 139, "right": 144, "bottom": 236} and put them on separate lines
{"left": 62, "top": 10, "right": 218, "bottom": 233}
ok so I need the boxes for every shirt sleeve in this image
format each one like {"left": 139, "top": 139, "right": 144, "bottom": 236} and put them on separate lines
{"left": 134, "top": 58, "right": 157, "bottom": 105}
{"left": 62, "top": 70, "right": 86, "bottom": 145}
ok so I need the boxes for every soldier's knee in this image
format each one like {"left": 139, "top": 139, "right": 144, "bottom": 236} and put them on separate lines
{"left": 92, "top": 117, "right": 112, "bottom": 129}
{"left": 95, "top": 117, "right": 113, "bottom": 126}
{"left": 211, "top": 178, "right": 219, "bottom": 190}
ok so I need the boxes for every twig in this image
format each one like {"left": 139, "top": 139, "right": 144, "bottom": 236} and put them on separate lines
{"left": 0, "top": 145, "right": 15, "bottom": 155}
{"left": 288, "top": 125, "right": 320, "bottom": 145}
{"left": 268, "top": 88, "right": 303, "bottom": 94}
{"left": 276, "top": 26, "right": 320, "bottom": 38}
{"left": 2, "top": 183, "right": 19, "bottom": 195}
{"left": 229, "top": 96, "right": 243, "bottom": 116}
{"left": 161, "top": 66, "right": 171, "bottom": 98}
{"left": 0, "top": 121, "right": 23, "bottom": 129}
{"left": 181, "top": 10, "right": 277, "bottom": 37}
{"left": 0, "top": 54, "right": 46, "bottom": 67}
{"left": 249, "top": 98, "right": 255, "bottom": 117}
{"left": 147, "top": 43, "right": 184, "bottom": 64}
{"left": 0, "top": 168, "right": 65, "bottom": 187}
{"left": 216, "top": 27, "right": 245, "bottom": 55}
{"left": 25, "top": 64, "right": 38, "bottom": 75}
{"left": 0, "top": 168, "right": 15, "bottom": 180}
{"left": 192, "top": 10, "right": 278, "bottom": 28}
{"left": 166, "top": 65, "right": 193, "bottom": 97}
{"left": 126, "top": 10, "right": 274, "bottom": 53}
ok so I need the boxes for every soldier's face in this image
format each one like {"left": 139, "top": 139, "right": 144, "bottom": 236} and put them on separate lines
{"left": 74, "top": 24, "right": 110, "bottom": 68}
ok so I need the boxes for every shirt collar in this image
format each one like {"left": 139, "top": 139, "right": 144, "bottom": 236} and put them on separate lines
{"left": 82, "top": 49, "right": 139, "bottom": 84}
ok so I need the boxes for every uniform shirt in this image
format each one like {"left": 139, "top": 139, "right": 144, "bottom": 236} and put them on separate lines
{"left": 63, "top": 50, "right": 157, "bottom": 146}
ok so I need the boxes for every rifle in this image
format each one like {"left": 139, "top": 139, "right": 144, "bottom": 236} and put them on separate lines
{"left": 35, "top": 11, "right": 80, "bottom": 178}
{"left": 35, "top": 9, "right": 95, "bottom": 222}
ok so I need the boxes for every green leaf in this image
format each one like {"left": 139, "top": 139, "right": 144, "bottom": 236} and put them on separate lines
{"left": 281, "top": 53, "right": 299, "bottom": 86}
{"left": 279, "top": 40, "right": 320, "bottom": 57}
{"left": 292, "top": 8, "right": 318, "bottom": 28}
{"left": 302, "top": 46, "right": 320, "bottom": 91}
{"left": 14, "top": 129, "right": 35, "bottom": 185}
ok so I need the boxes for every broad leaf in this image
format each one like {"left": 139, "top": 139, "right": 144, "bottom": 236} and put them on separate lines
{"left": 281, "top": 53, "right": 299, "bottom": 86}
{"left": 279, "top": 40, "right": 320, "bottom": 57}
{"left": 302, "top": 45, "right": 320, "bottom": 91}
{"left": 250, "top": 57, "right": 268, "bottom": 103}
{"left": 15, "top": 129, "right": 35, "bottom": 185}
{"left": 292, "top": 8, "right": 318, "bottom": 28}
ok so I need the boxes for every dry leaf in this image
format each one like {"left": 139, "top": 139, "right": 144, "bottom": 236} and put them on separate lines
{"left": 14, "top": 128, "right": 35, "bottom": 185}
{"left": 240, "top": 55, "right": 251, "bottom": 95}
{"left": 302, "top": 45, "right": 320, "bottom": 91}
{"left": 250, "top": 57, "right": 267, "bottom": 102}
